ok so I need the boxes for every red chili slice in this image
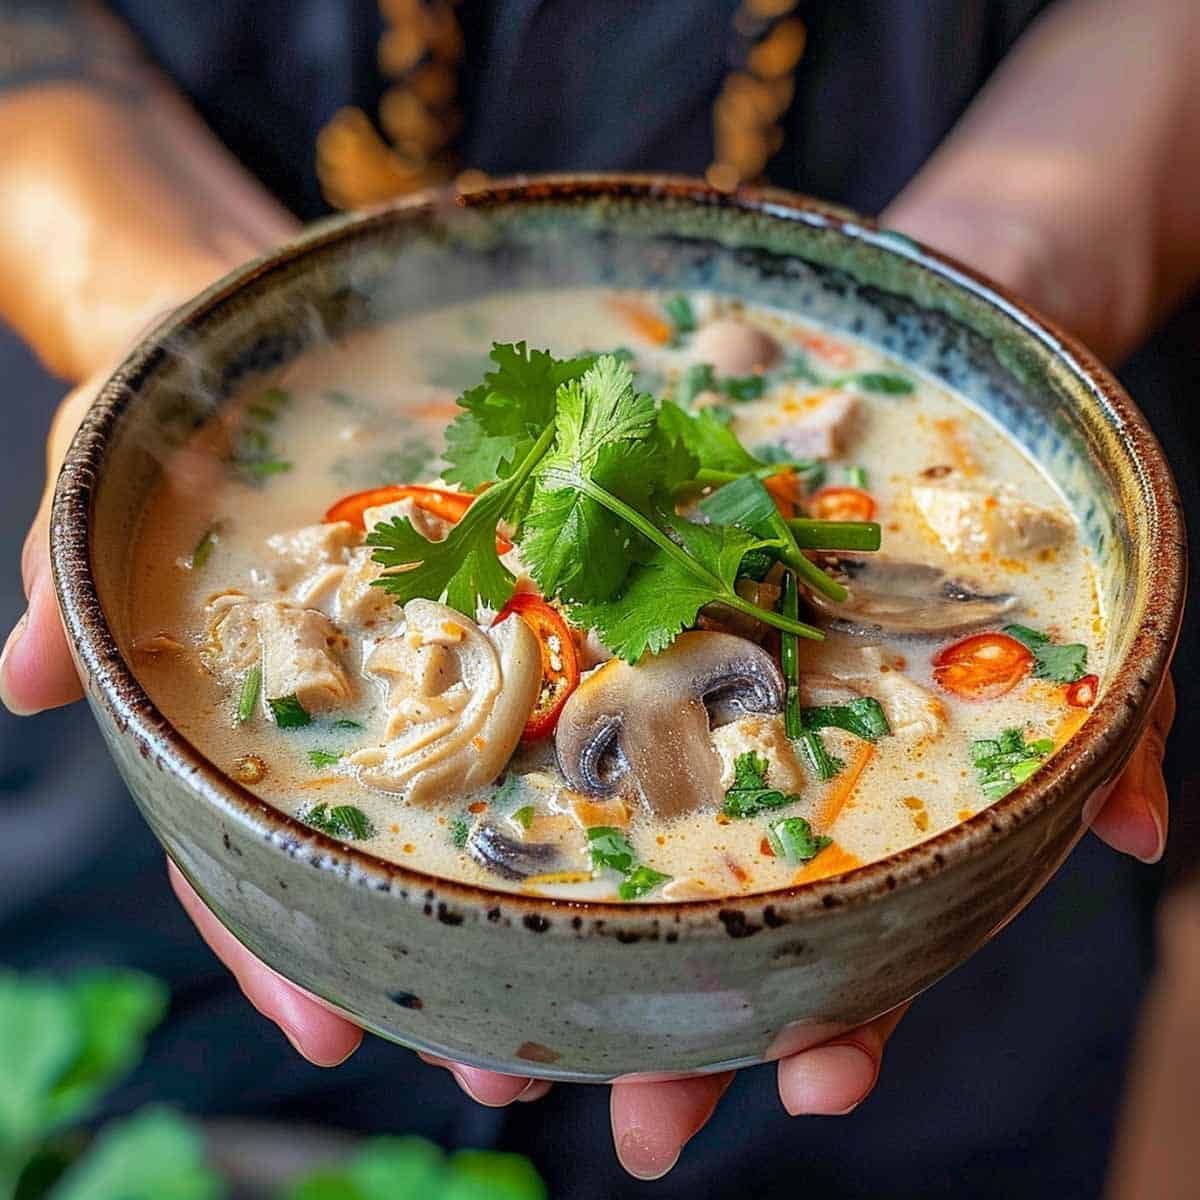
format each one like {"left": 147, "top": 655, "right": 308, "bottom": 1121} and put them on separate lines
{"left": 323, "top": 484, "right": 512, "bottom": 553}
{"left": 1065, "top": 674, "right": 1099, "bottom": 708}
{"left": 932, "top": 632, "right": 1034, "bottom": 700}
{"left": 494, "top": 593, "right": 581, "bottom": 741}
{"left": 808, "top": 486, "right": 877, "bottom": 523}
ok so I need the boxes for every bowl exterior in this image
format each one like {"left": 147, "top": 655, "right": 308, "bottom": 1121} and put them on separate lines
{"left": 51, "top": 175, "right": 1184, "bottom": 1080}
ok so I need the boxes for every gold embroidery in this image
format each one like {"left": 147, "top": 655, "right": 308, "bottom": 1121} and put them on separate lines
{"left": 318, "top": 1, "right": 807, "bottom": 209}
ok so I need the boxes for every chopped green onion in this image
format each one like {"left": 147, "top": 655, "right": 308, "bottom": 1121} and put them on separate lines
{"left": 663, "top": 294, "right": 696, "bottom": 338}
{"left": 237, "top": 458, "right": 292, "bottom": 479}
{"left": 786, "top": 518, "right": 881, "bottom": 552}
{"left": 844, "top": 465, "right": 868, "bottom": 488}
{"left": 268, "top": 694, "right": 310, "bottom": 728}
{"left": 236, "top": 667, "right": 261, "bottom": 725}
{"left": 190, "top": 525, "right": 219, "bottom": 570}
{"left": 307, "top": 749, "right": 343, "bottom": 769}
{"left": 767, "top": 816, "right": 832, "bottom": 865}
{"left": 781, "top": 571, "right": 844, "bottom": 780}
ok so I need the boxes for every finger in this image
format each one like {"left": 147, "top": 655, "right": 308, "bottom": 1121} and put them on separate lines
{"left": 1090, "top": 677, "right": 1174, "bottom": 863}
{"left": 777, "top": 1002, "right": 909, "bottom": 1117}
{"left": 168, "top": 860, "right": 362, "bottom": 1067}
{"left": 417, "top": 1051, "right": 543, "bottom": 1107}
{"left": 610, "top": 1071, "right": 735, "bottom": 1181}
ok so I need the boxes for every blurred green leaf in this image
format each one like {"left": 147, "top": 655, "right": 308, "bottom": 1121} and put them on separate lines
{"left": 48, "top": 1109, "right": 221, "bottom": 1200}
{"left": 445, "top": 1150, "right": 546, "bottom": 1200}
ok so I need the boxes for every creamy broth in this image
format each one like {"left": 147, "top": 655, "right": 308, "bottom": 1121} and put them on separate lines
{"left": 127, "top": 289, "right": 1104, "bottom": 901}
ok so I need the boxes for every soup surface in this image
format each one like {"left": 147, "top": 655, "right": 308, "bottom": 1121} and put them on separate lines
{"left": 128, "top": 289, "right": 1103, "bottom": 901}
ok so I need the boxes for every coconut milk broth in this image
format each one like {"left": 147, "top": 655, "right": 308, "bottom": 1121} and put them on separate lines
{"left": 128, "top": 288, "right": 1104, "bottom": 901}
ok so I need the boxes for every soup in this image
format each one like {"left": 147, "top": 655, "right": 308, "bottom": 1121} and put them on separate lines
{"left": 127, "top": 289, "right": 1103, "bottom": 902}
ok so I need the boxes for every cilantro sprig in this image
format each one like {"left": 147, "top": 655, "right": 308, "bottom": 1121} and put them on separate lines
{"left": 367, "top": 345, "right": 878, "bottom": 662}
{"left": 586, "top": 827, "right": 672, "bottom": 900}
{"left": 1004, "top": 624, "right": 1089, "bottom": 683}
{"left": 972, "top": 729, "right": 1055, "bottom": 800}
{"left": 723, "top": 752, "right": 801, "bottom": 818}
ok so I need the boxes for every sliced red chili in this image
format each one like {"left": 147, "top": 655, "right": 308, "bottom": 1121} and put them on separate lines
{"left": 932, "top": 632, "right": 1034, "bottom": 700}
{"left": 1065, "top": 674, "right": 1099, "bottom": 708}
{"left": 808, "top": 486, "right": 877, "bottom": 523}
{"left": 324, "top": 484, "right": 512, "bottom": 552}
{"left": 494, "top": 592, "right": 581, "bottom": 741}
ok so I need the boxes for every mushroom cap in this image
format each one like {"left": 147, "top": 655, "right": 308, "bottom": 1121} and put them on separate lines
{"left": 807, "top": 557, "right": 1020, "bottom": 638}
{"left": 554, "top": 631, "right": 784, "bottom": 819}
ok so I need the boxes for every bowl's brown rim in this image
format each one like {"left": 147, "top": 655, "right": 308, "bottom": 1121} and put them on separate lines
{"left": 51, "top": 172, "right": 1186, "bottom": 929}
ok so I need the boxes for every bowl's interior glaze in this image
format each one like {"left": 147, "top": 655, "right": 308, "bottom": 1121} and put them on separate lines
{"left": 94, "top": 188, "right": 1145, "bottom": 693}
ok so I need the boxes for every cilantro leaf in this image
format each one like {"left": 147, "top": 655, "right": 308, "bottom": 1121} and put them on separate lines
{"left": 442, "top": 342, "right": 595, "bottom": 488}
{"left": 722, "top": 751, "right": 801, "bottom": 818}
{"left": 267, "top": 694, "right": 310, "bottom": 728}
{"left": 302, "top": 804, "right": 374, "bottom": 841}
{"left": 307, "top": 749, "right": 343, "bottom": 769}
{"left": 676, "top": 362, "right": 716, "bottom": 407}
{"left": 619, "top": 866, "right": 672, "bottom": 900}
{"left": 449, "top": 816, "right": 470, "bottom": 848}
{"left": 587, "top": 827, "right": 636, "bottom": 874}
{"left": 522, "top": 357, "right": 658, "bottom": 602}
{"left": 657, "top": 400, "right": 760, "bottom": 474}
{"left": 800, "top": 698, "right": 891, "bottom": 742}
{"left": 972, "top": 728, "right": 1056, "bottom": 799}
{"left": 368, "top": 478, "right": 516, "bottom": 614}
{"left": 1003, "top": 624, "right": 1089, "bottom": 683}
{"left": 837, "top": 371, "right": 914, "bottom": 395}
{"left": 569, "top": 518, "right": 769, "bottom": 662}
{"left": 766, "top": 816, "right": 832, "bottom": 865}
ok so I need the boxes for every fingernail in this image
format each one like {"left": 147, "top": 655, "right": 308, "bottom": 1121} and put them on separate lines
{"left": 1127, "top": 806, "right": 1165, "bottom": 864}
{"left": 780, "top": 1043, "right": 877, "bottom": 1116}
{"left": 616, "top": 1129, "right": 680, "bottom": 1182}
{"left": 449, "top": 1067, "right": 510, "bottom": 1108}
{"left": 0, "top": 612, "right": 31, "bottom": 716}
{"left": 516, "top": 1079, "right": 552, "bottom": 1103}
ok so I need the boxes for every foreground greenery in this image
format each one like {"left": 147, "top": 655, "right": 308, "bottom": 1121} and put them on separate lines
{"left": 0, "top": 970, "right": 545, "bottom": 1200}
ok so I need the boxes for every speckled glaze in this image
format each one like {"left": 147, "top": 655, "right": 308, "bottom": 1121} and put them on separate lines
{"left": 51, "top": 176, "right": 1185, "bottom": 1080}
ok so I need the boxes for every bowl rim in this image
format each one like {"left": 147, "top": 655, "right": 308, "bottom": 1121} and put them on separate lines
{"left": 51, "top": 172, "right": 1186, "bottom": 927}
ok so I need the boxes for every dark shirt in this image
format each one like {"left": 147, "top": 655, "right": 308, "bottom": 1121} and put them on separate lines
{"left": 4, "top": 3, "right": 1199, "bottom": 1197}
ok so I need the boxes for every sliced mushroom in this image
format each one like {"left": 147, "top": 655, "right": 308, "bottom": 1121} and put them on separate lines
{"left": 467, "top": 821, "right": 562, "bottom": 880}
{"left": 555, "top": 632, "right": 784, "bottom": 820}
{"left": 806, "top": 557, "right": 1019, "bottom": 638}
{"left": 348, "top": 600, "right": 541, "bottom": 803}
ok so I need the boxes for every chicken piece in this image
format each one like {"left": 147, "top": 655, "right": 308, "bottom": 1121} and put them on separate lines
{"left": 774, "top": 391, "right": 859, "bottom": 459}
{"left": 711, "top": 716, "right": 806, "bottom": 793}
{"left": 801, "top": 644, "right": 947, "bottom": 742}
{"left": 361, "top": 497, "right": 453, "bottom": 540}
{"left": 265, "top": 522, "right": 357, "bottom": 588}
{"left": 910, "top": 480, "right": 1072, "bottom": 558}
{"left": 349, "top": 600, "right": 541, "bottom": 804}
{"left": 256, "top": 603, "right": 353, "bottom": 714}
{"left": 206, "top": 600, "right": 352, "bottom": 715}
{"left": 334, "top": 546, "right": 397, "bottom": 627}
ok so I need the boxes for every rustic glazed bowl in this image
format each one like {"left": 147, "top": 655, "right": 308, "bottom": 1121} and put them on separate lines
{"left": 51, "top": 175, "right": 1184, "bottom": 1080}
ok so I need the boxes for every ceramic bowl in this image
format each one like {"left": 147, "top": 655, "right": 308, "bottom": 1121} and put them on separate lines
{"left": 50, "top": 176, "right": 1185, "bottom": 1080}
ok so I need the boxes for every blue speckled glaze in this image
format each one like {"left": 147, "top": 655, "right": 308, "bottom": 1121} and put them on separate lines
{"left": 52, "top": 180, "right": 1182, "bottom": 1080}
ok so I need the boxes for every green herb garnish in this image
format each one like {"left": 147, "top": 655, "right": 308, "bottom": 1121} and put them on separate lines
{"left": 722, "top": 751, "right": 801, "bottom": 818}
{"left": 267, "top": 694, "right": 310, "bottom": 728}
{"left": 972, "top": 728, "right": 1056, "bottom": 800}
{"left": 781, "top": 571, "right": 844, "bottom": 781}
{"left": 586, "top": 827, "right": 637, "bottom": 874}
{"left": 619, "top": 866, "right": 673, "bottom": 901}
{"left": 330, "top": 718, "right": 365, "bottom": 731}
{"left": 449, "top": 816, "right": 470, "bottom": 848}
{"left": 512, "top": 805, "right": 535, "bottom": 830}
{"left": 720, "top": 374, "right": 767, "bottom": 403}
{"left": 800, "top": 698, "right": 891, "bottom": 742}
{"left": 845, "top": 465, "right": 868, "bottom": 488}
{"left": 783, "top": 351, "right": 825, "bottom": 384}
{"left": 307, "top": 749, "right": 343, "bottom": 769}
{"left": 766, "top": 816, "right": 832, "bottom": 865}
{"left": 835, "top": 372, "right": 914, "bottom": 395}
{"left": 235, "top": 666, "right": 261, "bottom": 725}
{"left": 663, "top": 294, "right": 696, "bottom": 339}
{"left": 677, "top": 362, "right": 717, "bottom": 407}
{"left": 303, "top": 803, "right": 374, "bottom": 840}
{"left": 190, "top": 525, "right": 220, "bottom": 569}
{"left": 1003, "top": 624, "right": 1089, "bottom": 683}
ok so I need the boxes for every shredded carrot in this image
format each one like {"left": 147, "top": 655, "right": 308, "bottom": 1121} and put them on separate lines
{"left": 725, "top": 856, "right": 751, "bottom": 885}
{"left": 792, "top": 842, "right": 862, "bottom": 884}
{"left": 795, "top": 330, "right": 856, "bottom": 369}
{"left": 408, "top": 400, "right": 462, "bottom": 421}
{"left": 1055, "top": 707, "right": 1090, "bottom": 748}
{"left": 816, "top": 743, "right": 875, "bottom": 830}
{"left": 609, "top": 297, "right": 673, "bottom": 346}
{"left": 763, "top": 469, "right": 802, "bottom": 515}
